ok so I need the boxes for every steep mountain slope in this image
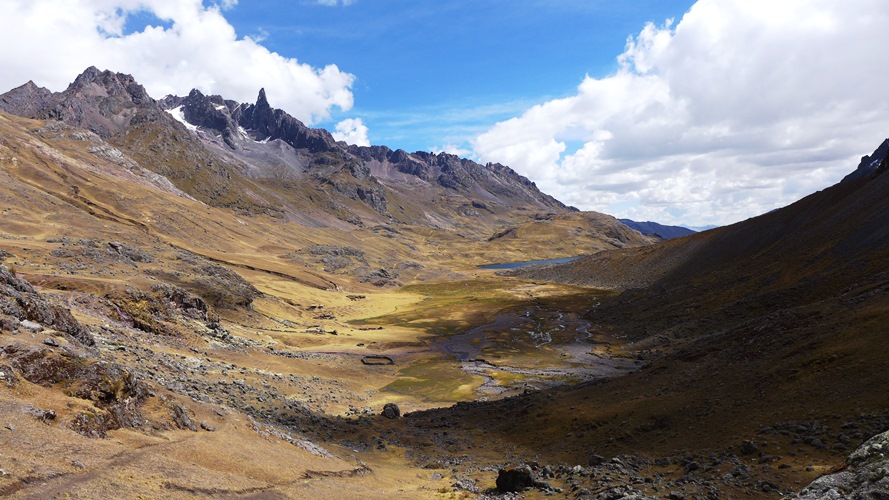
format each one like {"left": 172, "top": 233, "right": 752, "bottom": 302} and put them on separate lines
{"left": 520, "top": 137, "right": 889, "bottom": 323}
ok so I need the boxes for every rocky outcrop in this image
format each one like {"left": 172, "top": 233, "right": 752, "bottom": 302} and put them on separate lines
{"left": 0, "top": 266, "right": 91, "bottom": 346}
{"left": 495, "top": 466, "right": 556, "bottom": 494}
{"left": 795, "top": 429, "right": 889, "bottom": 499}
{"left": 843, "top": 138, "right": 889, "bottom": 182}
{"left": 381, "top": 403, "right": 400, "bottom": 419}
{"left": 2, "top": 342, "right": 146, "bottom": 437}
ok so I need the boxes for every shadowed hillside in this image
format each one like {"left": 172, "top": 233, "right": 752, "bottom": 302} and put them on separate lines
{"left": 416, "top": 138, "right": 889, "bottom": 495}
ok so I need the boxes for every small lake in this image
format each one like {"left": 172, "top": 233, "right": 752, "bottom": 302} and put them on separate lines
{"left": 478, "top": 256, "right": 580, "bottom": 270}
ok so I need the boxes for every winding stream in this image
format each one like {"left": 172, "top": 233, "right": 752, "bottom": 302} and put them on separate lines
{"left": 478, "top": 256, "right": 580, "bottom": 270}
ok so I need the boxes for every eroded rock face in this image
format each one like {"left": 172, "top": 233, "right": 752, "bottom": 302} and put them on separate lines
{"left": 103, "top": 283, "right": 210, "bottom": 335}
{"left": 0, "top": 266, "right": 92, "bottom": 346}
{"left": 795, "top": 429, "right": 889, "bottom": 499}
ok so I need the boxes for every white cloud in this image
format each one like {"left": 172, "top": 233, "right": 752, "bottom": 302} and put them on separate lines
{"left": 212, "top": 0, "right": 238, "bottom": 10}
{"left": 0, "top": 0, "right": 354, "bottom": 125}
{"left": 472, "top": 0, "right": 889, "bottom": 226}
{"left": 332, "top": 117, "right": 370, "bottom": 146}
{"left": 314, "top": 0, "right": 355, "bottom": 6}
{"left": 431, "top": 144, "right": 473, "bottom": 157}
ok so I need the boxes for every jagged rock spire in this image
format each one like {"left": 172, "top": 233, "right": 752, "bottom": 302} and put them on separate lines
{"left": 256, "top": 88, "right": 269, "bottom": 109}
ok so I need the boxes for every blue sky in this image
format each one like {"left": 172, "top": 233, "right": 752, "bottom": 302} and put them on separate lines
{"left": 227, "top": 0, "right": 696, "bottom": 152}
{"left": 1, "top": 0, "right": 889, "bottom": 226}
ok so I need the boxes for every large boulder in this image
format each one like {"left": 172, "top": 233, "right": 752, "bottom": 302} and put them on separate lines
{"left": 381, "top": 403, "right": 401, "bottom": 419}
{"left": 496, "top": 466, "right": 541, "bottom": 493}
{"left": 794, "top": 429, "right": 889, "bottom": 499}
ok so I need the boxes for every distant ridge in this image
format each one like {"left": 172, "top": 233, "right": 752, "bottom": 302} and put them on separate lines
{"left": 618, "top": 219, "right": 696, "bottom": 239}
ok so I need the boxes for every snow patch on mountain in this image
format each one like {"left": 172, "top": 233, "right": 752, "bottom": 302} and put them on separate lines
{"left": 165, "top": 106, "right": 197, "bottom": 132}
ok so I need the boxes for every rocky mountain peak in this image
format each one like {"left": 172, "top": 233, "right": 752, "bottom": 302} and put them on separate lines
{"left": 69, "top": 65, "right": 102, "bottom": 87}
{"left": 180, "top": 88, "right": 233, "bottom": 139}
{"left": 2, "top": 68, "right": 574, "bottom": 223}
{"left": 0, "top": 80, "right": 53, "bottom": 117}
{"left": 157, "top": 86, "right": 339, "bottom": 153}
{"left": 232, "top": 88, "right": 337, "bottom": 153}
{"left": 65, "top": 66, "right": 152, "bottom": 105}
{"left": 0, "top": 66, "right": 166, "bottom": 137}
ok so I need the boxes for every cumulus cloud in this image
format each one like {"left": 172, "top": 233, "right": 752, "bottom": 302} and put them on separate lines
{"left": 472, "top": 0, "right": 889, "bottom": 225}
{"left": 0, "top": 0, "right": 354, "bottom": 125}
{"left": 332, "top": 118, "right": 370, "bottom": 146}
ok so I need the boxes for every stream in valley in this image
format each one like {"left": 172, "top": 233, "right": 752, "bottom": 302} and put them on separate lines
{"left": 432, "top": 302, "right": 638, "bottom": 397}
{"left": 477, "top": 256, "right": 580, "bottom": 270}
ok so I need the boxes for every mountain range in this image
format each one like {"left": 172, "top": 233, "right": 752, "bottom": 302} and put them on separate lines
{"left": 1, "top": 67, "right": 567, "bottom": 228}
